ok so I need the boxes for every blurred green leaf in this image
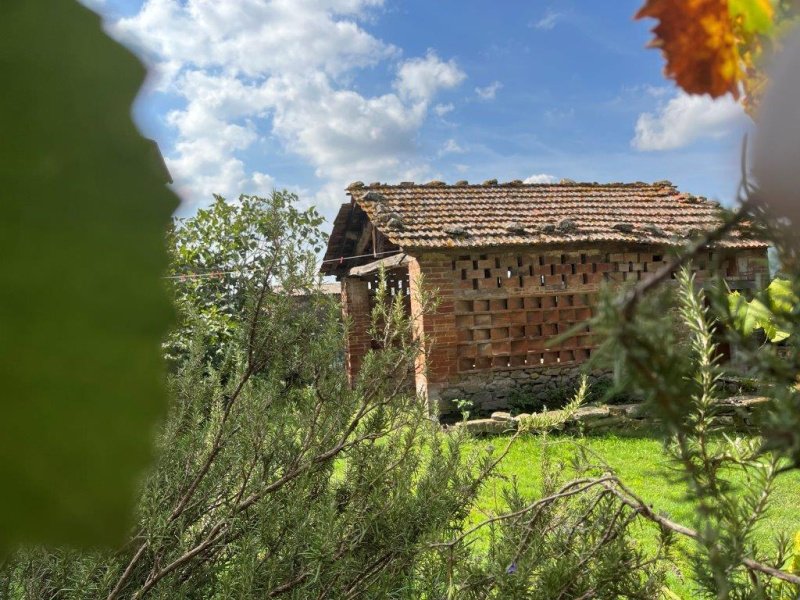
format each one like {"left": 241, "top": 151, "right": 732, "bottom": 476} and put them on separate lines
{"left": 765, "top": 277, "right": 797, "bottom": 314}
{"left": 729, "top": 0, "right": 775, "bottom": 35}
{"left": 728, "top": 291, "right": 766, "bottom": 337}
{"left": 0, "top": 1, "right": 178, "bottom": 547}
{"left": 729, "top": 283, "right": 792, "bottom": 343}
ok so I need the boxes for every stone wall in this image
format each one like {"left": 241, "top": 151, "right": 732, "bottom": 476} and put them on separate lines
{"left": 437, "top": 365, "right": 592, "bottom": 413}
{"left": 456, "top": 395, "right": 770, "bottom": 436}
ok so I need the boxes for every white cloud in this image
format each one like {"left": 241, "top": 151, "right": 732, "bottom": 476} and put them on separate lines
{"left": 114, "top": 0, "right": 394, "bottom": 82}
{"left": 395, "top": 51, "right": 465, "bottom": 102}
{"left": 632, "top": 92, "right": 746, "bottom": 151}
{"left": 531, "top": 10, "right": 562, "bottom": 30}
{"left": 475, "top": 81, "right": 502, "bottom": 101}
{"left": 107, "top": 0, "right": 466, "bottom": 209}
{"left": 434, "top": 102, "right": 455, "bottom": 117}
{"left": 438, "top": 139, "right": 465, "bottom": 156}
{"left": 523, "top": 173, "right": 558, "bottom": 184}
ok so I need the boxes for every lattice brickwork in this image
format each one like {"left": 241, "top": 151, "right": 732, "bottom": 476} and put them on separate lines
{"left": 447, "top": 249, "right": 756, "bottom": 373}
{"left": 454, "top": 293, "right": 596, "bottom": 371}
{"left": 452, "top": 250, "right": 672, "bottom": 292}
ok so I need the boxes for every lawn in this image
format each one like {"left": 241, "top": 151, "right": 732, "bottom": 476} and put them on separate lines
{"left": 470, "top": 425, "right": 800, "bottom": 598}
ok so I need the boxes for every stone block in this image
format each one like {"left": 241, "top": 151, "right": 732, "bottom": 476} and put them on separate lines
{"left": 491, "top": 411, "right": 513, "bottom": 422}
{"left": 583, "top": 416, "right": 628, "bottom": 430}
{"left": 573, "top": 406, "right": 610, "bottom": 421}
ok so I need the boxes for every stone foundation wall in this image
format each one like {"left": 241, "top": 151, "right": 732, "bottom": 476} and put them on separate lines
{"left": 456, "top": 395, "right": 770, "bottom": 436}
{"left": 436, "top": 365, "right": 602, "bottom": 414}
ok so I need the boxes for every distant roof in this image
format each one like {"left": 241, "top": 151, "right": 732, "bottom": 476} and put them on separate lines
{"left": 274, "top": 282, "right": 341, "bottom": 296}
{"left": 322, "top": 179, "right": 767, "bottom": 275}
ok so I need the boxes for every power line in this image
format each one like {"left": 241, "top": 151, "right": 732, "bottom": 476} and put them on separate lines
{"left": 163, "top": 249, "right": 401, "bottom": 280}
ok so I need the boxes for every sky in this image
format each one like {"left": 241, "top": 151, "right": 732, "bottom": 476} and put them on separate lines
{"left": 82, "top": 0, "right": 752, "bottom": 224}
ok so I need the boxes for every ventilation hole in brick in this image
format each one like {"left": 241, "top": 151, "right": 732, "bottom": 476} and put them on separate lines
{"left": 628, "top": 261, "right": 634, "bottom": 272}
{"left": 496, "top": 277, "right": 502, "bottom": 288}
{"left": 571, "top": 263, "right": 577, "bottom": 274}
{"left": 653, "top": 255, "right": 662, "bottom": 262}
{"left": 581, "top": 253, "right": 587, "bottom": 264}
{"left": 539, "top": 256, "right": 545, "bottom": 266}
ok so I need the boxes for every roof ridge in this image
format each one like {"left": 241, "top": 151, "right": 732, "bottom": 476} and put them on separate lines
{"left": 347, "top": 180, "right": 677, "bottom": 191}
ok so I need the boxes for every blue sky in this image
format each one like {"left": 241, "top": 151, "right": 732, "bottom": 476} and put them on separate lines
{"left": 84, "top": 0, "right": 750, "bottom": 223}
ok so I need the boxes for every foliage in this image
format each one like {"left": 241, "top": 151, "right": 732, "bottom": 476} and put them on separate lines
{"left": 791, "top": 531, "right": 800, "bottom": 573}
{"left": 470, "top": 428, "right": 800, "bottom": 596}
{"left": 517, "top": 375, "right": 588, "bottom": 432}
{"left": 4, "top": 203, "right": 670, "bottom": 599}
{"left": 636, "top": 0, "right": 744, "bottom": 99}
{"left": 8, "top": 249, "right": 493, "bottom": 598}
{"left": 0, "top": 1, "right": 179, "bottom": 547}
{"left": 455, "top": 398, "right": 475, "bottom": 422}
{"left": 418, "top": 446, "right": 669, "bottom": 599}
{"left": 728, "top": 278, "right": 797, "bottom": 342}
{"left": 636, "top": 0, "right": 800, "bottom": 112}
{"left": 165, "top": 192, "right": 324, "bottom": 364}
{"left": 508, "top": 375, "right": 638, "bottom": 416}
{"left": 593, "top": 265, "right": 800, "bottom": 597}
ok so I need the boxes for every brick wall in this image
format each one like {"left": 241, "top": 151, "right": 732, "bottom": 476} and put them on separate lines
{"left": 405, "top": 245, "right": 768, "bottom": 413}
{"left": 341, "top": 267, "right": 411, "bottom": 385}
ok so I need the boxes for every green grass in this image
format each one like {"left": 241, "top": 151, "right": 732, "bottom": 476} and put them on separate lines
{"left": 470, "top": 425, "right": 800, "bottom": 598}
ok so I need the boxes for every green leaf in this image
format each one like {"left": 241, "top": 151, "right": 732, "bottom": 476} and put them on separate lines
{"left": 728, "top": 287, "right": 791, "bottom": 343}
{"left": 763, "top": 324, "right": 790, "bottom": 343}
{"left": 729, "top": 0, "right": 775, "bottom": 35}
{"left": 765, "top": 277, "right": 797, "bottom": 315}
{"left": 729, "top": 292, "right": 769, "bottom": 334}
{"left": 0, "top": 1, "right": 178, "bottom": 547}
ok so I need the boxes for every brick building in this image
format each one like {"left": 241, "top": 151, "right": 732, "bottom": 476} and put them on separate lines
{"left": 320, "top": 180, "right": 768, "bottom": 414}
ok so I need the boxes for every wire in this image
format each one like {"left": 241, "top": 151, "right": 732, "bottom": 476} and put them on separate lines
{"left": 163, "top": 249, "right": 402, "bottom": 280}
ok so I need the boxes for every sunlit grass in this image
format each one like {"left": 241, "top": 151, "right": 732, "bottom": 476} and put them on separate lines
{"left": 469, "top": 426, "right": 800, "bottom": 598}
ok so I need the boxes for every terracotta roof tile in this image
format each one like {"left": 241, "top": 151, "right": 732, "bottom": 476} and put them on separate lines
{"left": 346, "top": 181, "right": 767, "bottom": 250}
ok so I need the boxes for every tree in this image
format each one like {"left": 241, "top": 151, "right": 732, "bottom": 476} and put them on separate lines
{"left": 165, "top": 192, "right": 324, "bottom": 364}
